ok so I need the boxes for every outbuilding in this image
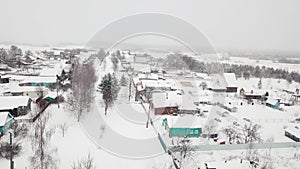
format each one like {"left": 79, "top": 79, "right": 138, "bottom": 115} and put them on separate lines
{"left": 0, "top": 96, "right": 31, "bottom": 117}
{"left": 0, "top": 112, "right": 14, "bottom": 136}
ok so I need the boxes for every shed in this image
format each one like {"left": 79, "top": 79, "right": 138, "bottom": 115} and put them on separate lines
{"left": 0, "top": 75, "right": 10, "bottom": 84}
{"left": 285, "top": 126, "right": 300, "bottom": 142}
{"left": 266, "top": 98, "right": 281, "bottom": 109}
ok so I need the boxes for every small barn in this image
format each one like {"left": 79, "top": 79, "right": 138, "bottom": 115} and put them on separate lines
{"left": 0, "top": 112, "right": 14, "bottom": 136}
{"left": 289, "top": 94, "right": 300, "bottom": 105}
{"left": 223, "top": 73, "right": 238, "bottom": 93}
{"left": 151, "top": 91, "right": 181, "bottom": 115}
{"left": 0, "top": 96, "right": 31, "bottom": 117}
{"left": 0, "top": 75, "right": 10, "bottom": 84}
{"left": 266, "top": 98, "right": 281, "bottom": 109}
{"left": 207, "top": 74, "right": 227, "bottom": 92}
{"left": 244, "top": 93, "right": 262, "bottom": 100}
{"left": 285, "top": 126, "right": 300, "bottom": 142}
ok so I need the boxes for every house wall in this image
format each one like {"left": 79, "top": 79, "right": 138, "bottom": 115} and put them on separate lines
{"left": 23, "top": 90, "right": 47, "bottom": 99}
{"left": 154, "top": 107, "right": 178, "bottom": 115}
{"left": 0, "top": 78, "right": 9, "bottom": 84}
{"left": 0, "top": 100, "right": 31, "bottom": 117}
{"left": 285, "top": 131, "right": 300, "bottom": 142}
{"left": 0, "top": 119, "right": 13, "bottom": 135}
{"left": 226, "top": 87, "right": 237, "bottom": 93}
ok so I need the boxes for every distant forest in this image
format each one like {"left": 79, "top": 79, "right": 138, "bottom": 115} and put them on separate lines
{"left": 162, "top": 53, "right": 300, "bottom": 83}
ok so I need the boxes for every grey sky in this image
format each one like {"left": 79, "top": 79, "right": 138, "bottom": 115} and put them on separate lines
{"left": 1, "top": 0, "right": 299, "bottom": 52}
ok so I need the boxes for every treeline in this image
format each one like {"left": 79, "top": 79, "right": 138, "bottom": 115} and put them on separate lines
{"left": 163, "top": 53, "right": 300, "bottom": 83}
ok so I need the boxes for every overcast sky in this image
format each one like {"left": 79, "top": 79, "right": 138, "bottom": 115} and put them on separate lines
{"left": 1, "top": 0, "right": 299, "bottom": 52}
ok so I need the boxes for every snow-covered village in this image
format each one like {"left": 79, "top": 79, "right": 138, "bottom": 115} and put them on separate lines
{"left": 1, "top": 1, "right": 300, "bottom": 169}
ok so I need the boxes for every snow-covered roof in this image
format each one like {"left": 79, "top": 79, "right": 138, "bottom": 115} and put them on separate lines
{"left": 9, "top": 86, "right": 47, "bottom": 93}
{"left": 40, "top": 68, "right": 60, "bottom": 77}
{"left": 223, "top": 73, "right": 238, "bottom": 87}
{"left": 20, "top": 76, "right": 57, "bottom": 84}
{"left": 266, "top": 98, "right": 280, "bottom": 105}
{"left": 53, "top": 50, "right": 61, "bottom": 56}
{"left": 152, "top": 91, "right": 182, "bottom": 108}
{"left": 194, "top": 72, "right": 210, "bottom": 80}
{"left": 163, "top": 115, "right": 204, "bottom": 128}
{"left": 131, "top": 63, "right": 151, "bottom": 73}
{"left": 133, "top": 77, "right": 178, "bottom": 90}
{"left": 43, "top": 91, "right": 61, "bottom": 99}
{"left": 0, "top": 112, "right": 13, "bottom": 126}
{"left": 138, "top": 73, "right": 158, "bottom": 80}
{"left": 205, "top": 160, "right": 250, "bottom": 169}
{"left": 0, "top": 96, "right": 30, "bottom": 110}
{"left": 207, "top": 74, "right": 227, "bottom": 90}
{"left": 285, "top": 125, "right": 300, "bottom": 137}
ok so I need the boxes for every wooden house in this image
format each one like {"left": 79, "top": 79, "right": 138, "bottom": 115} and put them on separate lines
{"left": 0, "top": 75, "right": 10, "bottom": 84}
{"left": 0, "top": 96, "right": 31, "bottom": 117}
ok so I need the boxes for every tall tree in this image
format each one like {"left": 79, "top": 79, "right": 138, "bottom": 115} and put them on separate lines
{"left": 119, "top": 74, "right": 128, "bottom": 86}
{"left": 68, "top": 57, "right": 97, "bottom": 122}
{"left": 97, "top": 73, "right": 120, "bottom": 115}
{"left": 0, "top": 48, "right": 8, "bottom": 61}
{"left": 30, "top": 111, "right": 57, "bottom": 169}
{"left": 258, "top": 78, "right": 262, "bottom": 89}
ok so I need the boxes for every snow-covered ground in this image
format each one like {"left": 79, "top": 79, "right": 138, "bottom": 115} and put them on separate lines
{"left": 1, "top": 46, "right": 300, "bottom": 169}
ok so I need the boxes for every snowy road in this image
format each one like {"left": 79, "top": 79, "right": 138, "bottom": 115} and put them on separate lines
{"left": 169, "top": 142, "right": 300, "bottom": 152}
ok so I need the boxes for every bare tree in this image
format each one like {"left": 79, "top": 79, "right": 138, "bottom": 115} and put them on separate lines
{"left": 59, "top": 122, "right": 68, "bottom": 137}
{"left": 68, "top": 57, "right": 97, "bottom": 121}
{"left": 10, "top": 121, "right": 29, "bottom": 140}
{"left": 239, "top": 122, "right": 262, "bottom": 144}
{"left": 222, "top": 126, "right": 238, "bottom": 144}
{"left": 111, "top": 54, "right": 119, "bottom": 72}
{"left": 170, "top": 139, "right": 197, "bottom": 169}
{"left": 0, "top": 121, "right": 28, "bottom": 160}
{"left": 71, "top": 153, "right": 96, "bottom": 169}
{"left": 30, "top": 111, "right": 58, "bottom": 169}
{"left": 223, "top": 122, "right": 261, "bottom": 144}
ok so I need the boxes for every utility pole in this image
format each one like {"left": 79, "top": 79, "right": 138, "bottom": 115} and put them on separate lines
{"left": 146, "top": 99, "right": 152, "bottom": 128}
{"left": 9, "top": 132, "right": 14, "bottom": 169}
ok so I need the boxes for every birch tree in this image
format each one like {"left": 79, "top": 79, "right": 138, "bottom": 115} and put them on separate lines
{"left": 30, "top": 111, "right": 58, "bottom": 169}
{"left": 68, "top": 58, "right": 97, "bottom": 121}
